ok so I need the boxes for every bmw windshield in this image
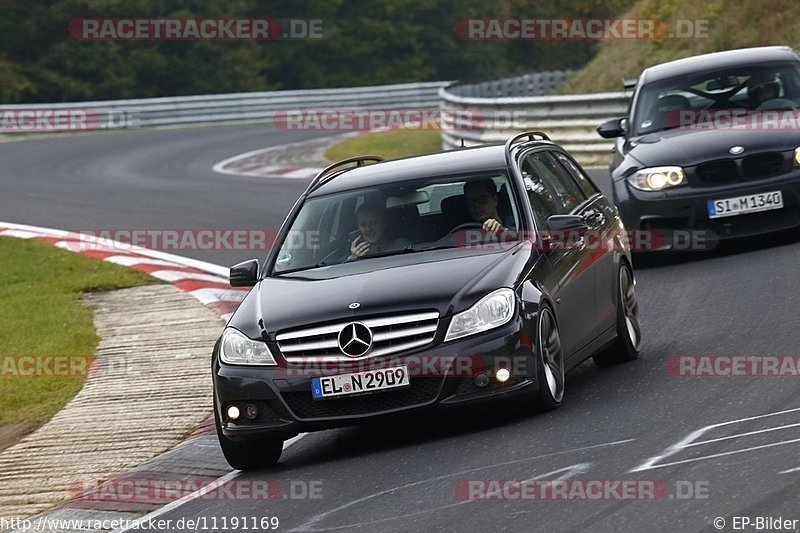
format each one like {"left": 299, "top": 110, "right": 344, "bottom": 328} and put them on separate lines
{"left": 632, "top": 62, "right": 800, "bottom": 136}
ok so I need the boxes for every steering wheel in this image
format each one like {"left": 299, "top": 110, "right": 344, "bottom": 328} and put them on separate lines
{"left": 447, "top": 221, "right": 485, "bottom": 235}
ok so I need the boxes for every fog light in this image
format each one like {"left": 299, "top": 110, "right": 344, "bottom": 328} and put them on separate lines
{"left": 496, "top": 368, "right": 510, "bottom": 383}
{"left": 245, "top": 404, "right": 258, "bottom": 420}
{"left": 227, "top": 405, "right": 240, "bottom": 420}
{"left": 474, "top": 373, "right": 489, "bottom": 388}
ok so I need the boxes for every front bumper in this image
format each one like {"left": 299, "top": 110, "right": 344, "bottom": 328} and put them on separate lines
{"left": 213, "top": 318, "right": 536, "bottom": 441}
{"left": 613, "top": 170, "right": 800, "bottom": 247}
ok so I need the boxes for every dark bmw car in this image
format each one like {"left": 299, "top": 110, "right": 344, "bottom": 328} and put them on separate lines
{"left": 598, "top": 46, "right": 800, "bottom": 248}
{"left": 213, "top": 132, "right": 641, "bottom": 470}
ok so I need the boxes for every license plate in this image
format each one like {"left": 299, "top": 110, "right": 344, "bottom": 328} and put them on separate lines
{"left": 311, "top": 365, "right": 410, "bottom": 399}
{"left": 707, "top": 191, "right": 783, "bottom": 219}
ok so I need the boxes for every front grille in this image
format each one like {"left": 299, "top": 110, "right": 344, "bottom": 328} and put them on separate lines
{"left": 276, "top": 311, "right": 439, "bottom": 362}
{"left": 695, "top": 160, "right": 737, "bottom": 184}
{"left": 742, "top": 153, "right": 783, "bottom": 179}
{"left": 281, "top": 377, "right": 441, "bottom": 419}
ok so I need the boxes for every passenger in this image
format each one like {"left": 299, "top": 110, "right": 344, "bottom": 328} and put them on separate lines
{"left": 349, "top": 202, "right": 411, "bottom": 259}
{"left": 463, "top": 179, "right": 513, "bottom": 232}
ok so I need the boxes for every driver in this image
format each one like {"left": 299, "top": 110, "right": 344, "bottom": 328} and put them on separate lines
{"left": 349, "top": 202, "right": 411, "bottom": 259}
{"left": 749, "top": 76, "right": 780, "bottom": 107}
{"left": 464, "top": 179, "right": 513, "bottom": 232}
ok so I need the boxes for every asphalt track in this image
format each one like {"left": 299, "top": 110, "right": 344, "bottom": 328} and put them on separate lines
{"left": 2, "top": 125, "right": 800, "bottom": 533}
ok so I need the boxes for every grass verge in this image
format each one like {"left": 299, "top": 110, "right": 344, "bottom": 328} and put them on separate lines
{"left": 562, "top": 0, "right": 800, "bottom": 94}
{"left": 325, "top": 128, "right": 443, "bottom": 162}
{"left": 0, "top": 236, "right": 155, "bottom": 425}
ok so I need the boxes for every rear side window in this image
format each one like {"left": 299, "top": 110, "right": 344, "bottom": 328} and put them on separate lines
{"left": 525, "top": 151, "right": 586, "bottom": 214}
{"left": 553, "top": 151, "right": 599, "bottom": 198}
{"left": 520, "top": 157, "right": 560, "bottom": 223}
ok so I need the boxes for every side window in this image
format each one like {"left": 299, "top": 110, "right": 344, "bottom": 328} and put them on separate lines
{"left": 520, "top": 156, "right": 560, "bottom": 223}
{"left": 553, "top": 151, "right": 599, "bottom": 198}
{"left": 527, "top": 151, "right": 586, "bottom": 214}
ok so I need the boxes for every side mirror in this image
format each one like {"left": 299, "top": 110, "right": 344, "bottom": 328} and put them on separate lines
{"left": 544, "top": 215, "right": 589, "bottom": 251}
{"left": 230, "top": 259, "right": 259, "bottom": 287}
{"left": 597, "top": 117, "right": 626, "bottom": 139}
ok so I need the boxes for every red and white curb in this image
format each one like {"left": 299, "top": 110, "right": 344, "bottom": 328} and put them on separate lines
{"left": 0, "top": 222, "right": 247, "bottom": 321}
{"left": 212, "top": 132, "right": 358, "bottom": 179}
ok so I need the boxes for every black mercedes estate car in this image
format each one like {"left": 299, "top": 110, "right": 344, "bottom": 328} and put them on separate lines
{"left": 598, "top": 46, "right": 800, "bottom": 248}
{"left": 213, "top": 132, "right": 641, "bottom": 470}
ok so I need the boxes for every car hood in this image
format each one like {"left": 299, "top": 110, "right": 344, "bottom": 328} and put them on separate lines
{"left": 628, "top": 128, "right": 800, "bottom": 168}
{"left": 248, "top": 246, "right": 531, "bottom": 338}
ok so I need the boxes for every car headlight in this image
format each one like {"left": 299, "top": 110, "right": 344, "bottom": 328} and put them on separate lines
{"left": 219, "top": 328, "right": 277, "bottom": 366}
{"left": 627, "top": 166, "right": 686, "bottom": 191}
{"left": 445, "top": 288, "right": 516, "bottom": 342}
{"left": 794, "top": 147, "right": 800, "bottom": 166}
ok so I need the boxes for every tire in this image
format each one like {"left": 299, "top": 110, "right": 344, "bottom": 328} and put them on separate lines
{"left": 534, "top": 305, "right": 565, "bottom": 411}
{"left": 214, "top": 407, "right": 283, "bottom": 471}
{"left": 593, "top": 262, "right": 641, "bottom": 367}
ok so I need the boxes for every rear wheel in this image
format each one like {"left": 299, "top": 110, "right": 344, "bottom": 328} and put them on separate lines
{"left": 534, "top": 305, "right": 564, "bottom": 411}
{"left": 593, "top": 262, "right": 641, "bottom": 367}
{"left": 214, "top": 407, "right": 283, "bottom": 471}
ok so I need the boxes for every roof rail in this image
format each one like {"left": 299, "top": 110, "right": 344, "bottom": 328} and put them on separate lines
{"left": 307, "top": 155, "right": 384, "bottom": 191}
{"left": 503, "top": 131, "right": 551, "bottom": 165}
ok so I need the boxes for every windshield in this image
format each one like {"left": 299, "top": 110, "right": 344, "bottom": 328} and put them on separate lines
{"left": 271, "top": 172, "right": 521, "bottom": 275}
{"left": 632, "top": 62, "right": 800, "bottom": 136}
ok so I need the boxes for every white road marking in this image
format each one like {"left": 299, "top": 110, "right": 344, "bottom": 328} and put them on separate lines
{"left": 633, "top": 437, "right": 800, "bottom": 472}
{"left": 149, "top": 269, "right": 228, "bottom": 283}
{"left": 189, "top": 287, "right": 248, "bottom": 305}
{"left": 104, "top": 255, "right": 184, "bottom": 268}
{"left": 779, "top": 466, "right": 800, "bottom": 474}
{"left": 631, "top": 406, "right": 800, "bottom": 472}
{"left": 291, "top": 463, "right": 594, "bottom": 532}
{"left": 113, "top": 435, "right": 305, "bottom": 532}
{"left": 293, "top": 438, "right": 633, "bottom": 532}
{"left": 114, "top": 470, "right": 242, "bottom": 533}
{"left": 685, "top": 422, "right": 800, "bottom": 448}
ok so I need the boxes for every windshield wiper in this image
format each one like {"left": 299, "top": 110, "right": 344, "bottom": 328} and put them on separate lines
{"left": 355, "top": 247, "right": 418, "bottom": 260}
{"left": 274, "top": 261, "right": 330, "bottom": 276}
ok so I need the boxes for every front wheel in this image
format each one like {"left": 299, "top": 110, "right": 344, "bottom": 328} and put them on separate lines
{"left": 214, "top": 407, "right": 283, "bottom": 471}
{"left": 534, "top": 305, "right": 565, "bottom": 411}
{"left": 593, "top": 262, "right": 641, "bottom": 367}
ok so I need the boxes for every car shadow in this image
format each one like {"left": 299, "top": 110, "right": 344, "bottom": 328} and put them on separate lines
{"left": 631, "top": 227, "right": 800, "bottom": 269}
{"left": 276, "top": 362, "right": 621, "bottom": 470}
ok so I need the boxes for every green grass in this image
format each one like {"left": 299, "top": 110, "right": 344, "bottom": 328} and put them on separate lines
{"left": 324, "top": 129, "right": 443, "bottom": 162}
{"left": 562, "top": 0, "right": 800, "bottom": 94}
{"left": 0, "top": 237, "right": 155, "bottom": 425}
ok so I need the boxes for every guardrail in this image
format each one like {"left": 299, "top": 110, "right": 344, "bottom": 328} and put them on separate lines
{"left": 446, "top": 70, "right": 571, "bottom": 98}
{"left": 0, "top": 81, "right": 449, "bottom": 130}
{"left": 440, "top": 79, "right": 631, "bottom": 165}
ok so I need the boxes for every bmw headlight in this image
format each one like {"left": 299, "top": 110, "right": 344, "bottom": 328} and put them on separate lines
{"left": 445, "top": 288, "right": 516, "bottom": 342}
{"left": 627, "top": 166, "right": 686, "bottom": 191}
{"left": 219, "top": 328, "right": 277, "bottom": 366}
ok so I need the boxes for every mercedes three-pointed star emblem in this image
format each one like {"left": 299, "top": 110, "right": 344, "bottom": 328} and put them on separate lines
{"left": 338, "top": 322, "right": 373, "bottom": 357}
